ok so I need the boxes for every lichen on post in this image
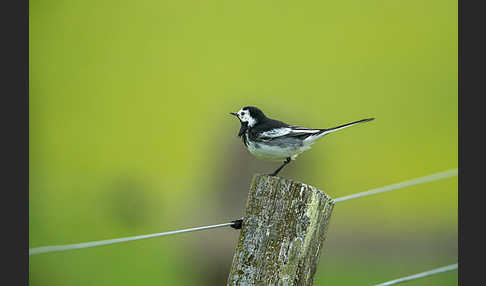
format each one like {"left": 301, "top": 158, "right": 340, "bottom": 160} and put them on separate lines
{"left": 227, "top": 174, "right": 334, "bottom": 286}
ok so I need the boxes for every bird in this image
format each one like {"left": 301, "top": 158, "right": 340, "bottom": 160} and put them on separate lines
{"left": 230, "top": 106, "right": 374, "bottom": 176}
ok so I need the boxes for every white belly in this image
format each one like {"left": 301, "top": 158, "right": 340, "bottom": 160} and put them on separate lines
{"left": 246, "top": 140, "right": 311, "bottom": 161}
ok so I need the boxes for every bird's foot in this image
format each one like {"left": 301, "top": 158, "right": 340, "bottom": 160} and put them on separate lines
{"left": 267, "top": 157, "right": 291, "bottom": 177}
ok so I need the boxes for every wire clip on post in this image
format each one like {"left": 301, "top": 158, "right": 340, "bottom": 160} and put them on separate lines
{"left": 230, "top": 218, "right": 243, "bottom": 229}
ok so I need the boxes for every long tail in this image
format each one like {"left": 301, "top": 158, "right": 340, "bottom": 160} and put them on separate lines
{"left": 304, "top": 118, "right": 375, "bottom": 142}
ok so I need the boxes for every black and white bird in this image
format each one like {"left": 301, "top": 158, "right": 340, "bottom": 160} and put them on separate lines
{"left": 230, "top": 106, "right": 374, "bottom": 176}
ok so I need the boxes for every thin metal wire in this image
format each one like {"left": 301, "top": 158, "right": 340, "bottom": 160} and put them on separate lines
{"left": 29, "top": 222, "right": 235, "bottom": 256}
{"left": 333, "top": 168, "right": 458, "bottom": 203}
{"left": 29, "top": 168, "right": 458, "bottom": 257}
{"left": 374, "top": 263, "right": 458, "bottom": 286}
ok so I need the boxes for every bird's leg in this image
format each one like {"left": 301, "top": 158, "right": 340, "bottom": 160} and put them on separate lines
{"left": 269, "top": 157, "right": 291, "bottom": 176}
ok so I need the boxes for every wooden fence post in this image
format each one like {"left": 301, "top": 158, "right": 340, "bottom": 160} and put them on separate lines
{"left": 227, "top": 174, "right": 335, "bottom": 286}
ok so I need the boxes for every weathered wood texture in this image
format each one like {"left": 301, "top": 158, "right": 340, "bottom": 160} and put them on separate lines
{"left": 227, "top": 174, "right": 334, "bottom": 286}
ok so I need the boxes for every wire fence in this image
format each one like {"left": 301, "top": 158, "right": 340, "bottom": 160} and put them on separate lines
{"left": 29, "top": 168, "right": 458, "bottom": 284}
{"left": 29, "top": 222, "right": 238, "bottom": 255}
{"left": 374, "top": 263, "right": 458, "bottom": 286}
{"left": 333, "top": 168, "right": 458, "bottom": 203}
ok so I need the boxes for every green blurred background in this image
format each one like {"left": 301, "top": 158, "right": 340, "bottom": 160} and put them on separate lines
{"left": 29, "top": 0, "right": 457, "bottom": 285}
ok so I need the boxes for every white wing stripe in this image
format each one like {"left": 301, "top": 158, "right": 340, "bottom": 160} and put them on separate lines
{"left": 260, "top": 127, "right": 322, "bottom": 138}
{"left": 260, "top": 128, "right": 292, "bottom": 137}
{"left": 290, "top": 128, "right": 321, "bottom": 133}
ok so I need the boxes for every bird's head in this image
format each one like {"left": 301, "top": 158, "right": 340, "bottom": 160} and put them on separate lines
{"left": 230, "top": 106, "right": 267, "bottom": 137}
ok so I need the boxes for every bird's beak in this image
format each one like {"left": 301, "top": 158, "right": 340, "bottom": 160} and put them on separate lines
{"left": 229, "top": 112, "right": 247, "bottom": 136}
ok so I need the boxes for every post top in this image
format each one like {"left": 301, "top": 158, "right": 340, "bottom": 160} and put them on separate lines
{"left": 252, "top": 173, "right": 335, "bottom": 203}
